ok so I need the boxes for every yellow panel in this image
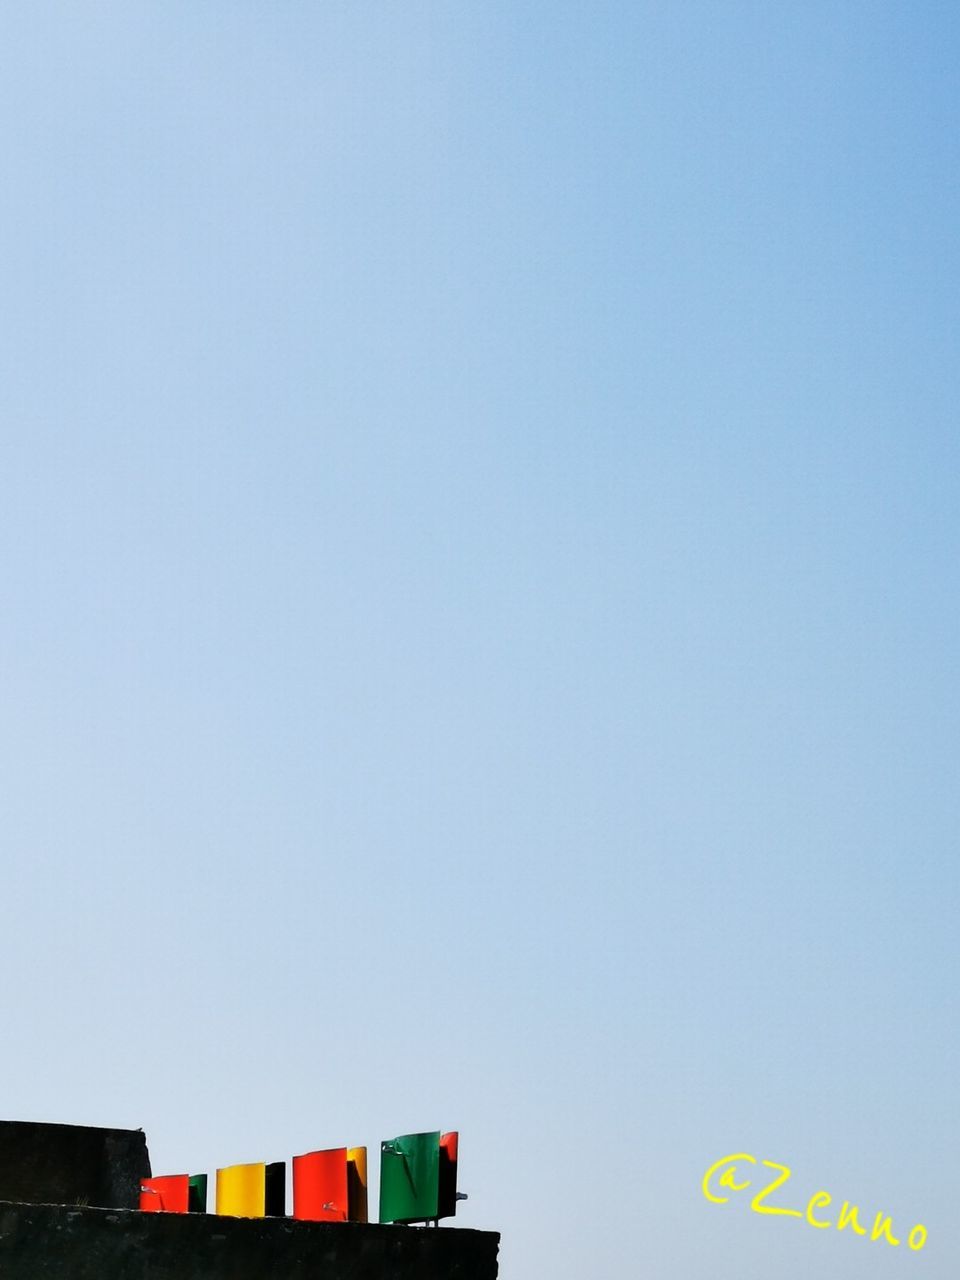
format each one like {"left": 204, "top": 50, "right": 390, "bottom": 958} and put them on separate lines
{"left": 216, "top": 1163, "right": 266, "bottom": 1217}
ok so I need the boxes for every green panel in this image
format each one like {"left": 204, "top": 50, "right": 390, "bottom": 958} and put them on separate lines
{"left": 188, "top": 1174, "right": 208, "bottom": 1213}
{"left": 379, "top": 1132, "right": 440, "bottom": 1223}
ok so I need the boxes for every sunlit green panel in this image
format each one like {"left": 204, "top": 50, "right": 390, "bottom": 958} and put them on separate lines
{"left": 379, "top": 1131, "right": 440, "bottom": 1223}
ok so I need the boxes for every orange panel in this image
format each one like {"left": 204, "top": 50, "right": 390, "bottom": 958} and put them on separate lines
{"left": 140, "top": 1174, "right": 190, "bottom": 1214}
{"left": 292, "top": 1148, "right": 348, "bottom": 1222}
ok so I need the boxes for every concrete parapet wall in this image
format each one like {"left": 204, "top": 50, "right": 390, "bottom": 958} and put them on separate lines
{"left": 0, "top": 1200, "right": 500, "bottom": 1280}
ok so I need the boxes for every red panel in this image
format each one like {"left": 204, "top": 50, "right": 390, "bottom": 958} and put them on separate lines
{"left": 140, "top": 1175, "right": 190, "bottom": 1214}
{"left": 292, "top": 1148, "right": 349, "bottom": 1222}
{"left": 441, "top": 1132, "right": 458, "bottom": 1160}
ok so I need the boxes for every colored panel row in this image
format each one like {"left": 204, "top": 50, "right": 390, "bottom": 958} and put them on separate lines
{"left": 140, "top": 1130, "right": 458, "bottom": 1225}
{"left": 141, "top": 1150, "right": 368, "bottom": 1222}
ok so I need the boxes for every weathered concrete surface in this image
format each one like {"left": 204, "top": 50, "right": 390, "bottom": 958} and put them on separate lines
{"left": 0, "top": 1122, "right": 151, "bottom": 1210}
{"left": 0, "top": 1201, "right": 501, "bottom": 1280}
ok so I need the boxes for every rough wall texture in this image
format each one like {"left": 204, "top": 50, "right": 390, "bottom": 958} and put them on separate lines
{"left": 0, "top": 1201, "right": 501, "bottom": 1280}
{"left": 0, "top": 1122, "right": 151, "bottom": 1210}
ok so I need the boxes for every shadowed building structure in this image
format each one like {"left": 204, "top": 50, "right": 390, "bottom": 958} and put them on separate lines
{"left": 0, "top": 1120, "right": 150, "bottom": 1209}
{"left": 0, "top": 1122, "right": 499, "bottom": 1280}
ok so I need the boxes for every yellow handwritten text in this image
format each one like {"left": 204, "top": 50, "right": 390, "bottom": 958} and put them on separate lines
{"left": 702, "top": 1152, "right": 927, "bottom": 1253}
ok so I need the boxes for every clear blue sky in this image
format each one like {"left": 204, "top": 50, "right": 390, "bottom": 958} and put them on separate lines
{"left": 1, "top": 4, "right": 957, "bottom": 1277}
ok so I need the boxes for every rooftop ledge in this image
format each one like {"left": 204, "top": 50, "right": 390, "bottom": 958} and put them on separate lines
{"left": 0, "top": 1199, "right": 501, "bottom": 1280}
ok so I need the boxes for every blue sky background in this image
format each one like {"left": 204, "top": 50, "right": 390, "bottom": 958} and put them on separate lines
{"left": 1, "top": 4, "right": 957, "bottom": 1276}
